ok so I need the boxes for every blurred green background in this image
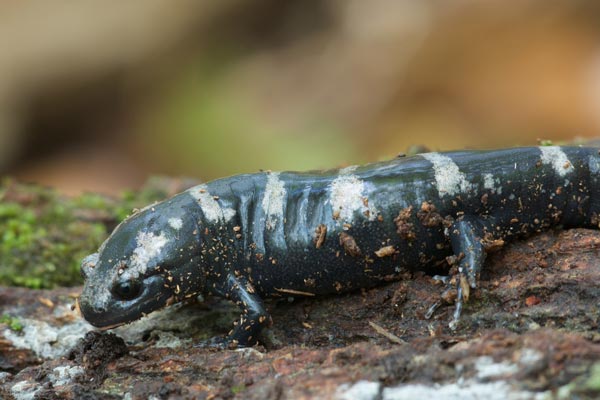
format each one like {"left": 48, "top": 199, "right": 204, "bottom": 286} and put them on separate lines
{"left": 2, "top": 0, "right": 600, "bottom": 195}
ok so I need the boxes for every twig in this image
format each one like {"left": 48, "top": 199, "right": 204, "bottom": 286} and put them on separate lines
{"left": 368, "top": 321, "right": 406, "bottom": 345}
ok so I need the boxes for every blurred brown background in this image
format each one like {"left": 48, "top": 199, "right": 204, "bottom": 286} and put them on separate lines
{"left": 3, "top": 0, "right": 600, "bottom": 195}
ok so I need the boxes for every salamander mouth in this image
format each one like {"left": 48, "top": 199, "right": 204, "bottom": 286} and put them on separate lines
{"left": 96, "top": 321, "right": 127, "bottom": 330}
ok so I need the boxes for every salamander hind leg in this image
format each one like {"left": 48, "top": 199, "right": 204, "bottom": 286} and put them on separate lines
{"left": 447, "top": 216, "right": 489, "bottom": 330}
{"left": 196, "top": 274, "right": 271, "bottom": 349}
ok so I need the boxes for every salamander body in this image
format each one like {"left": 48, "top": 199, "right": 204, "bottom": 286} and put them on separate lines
{"left": 78, "top": 146, "right": 600, "bottom": 347}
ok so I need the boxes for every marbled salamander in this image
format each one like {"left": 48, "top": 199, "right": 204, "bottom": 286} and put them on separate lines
{"left": 78, "top": 146, "right": 600, "bottom": 347}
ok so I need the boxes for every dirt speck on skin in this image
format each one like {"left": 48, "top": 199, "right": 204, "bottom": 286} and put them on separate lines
{"left": 339, "top": 232, "right": 361, "bottom": 257}
{"left": 375, "top": 245, "right": 396, "bottom": 258}
{"left": 417, "top": 202, "right": 444, "bottom": 227}
{"left": 482, "top": 231, "right": 505, "bottom": 252}
{"left": 480, "top": 193, "right": 489, "bottom": 205}
{"left": 314, "top": 224, "right": 327, "bottom": 249}
{"left": 394, "top": 206, "right": 415, "bottom": 240}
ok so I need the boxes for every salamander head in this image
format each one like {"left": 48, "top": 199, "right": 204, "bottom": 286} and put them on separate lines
{"left": 78, "top": 195, "right": 203, "bottom": 329}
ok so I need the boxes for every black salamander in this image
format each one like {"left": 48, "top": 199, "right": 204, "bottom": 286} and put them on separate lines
{"left": 78, "top": 146, "right": 600, "bottom": 347}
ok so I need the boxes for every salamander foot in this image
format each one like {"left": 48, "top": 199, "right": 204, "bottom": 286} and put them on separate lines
{"left": 427, "top": 273, "right": 464, "bottom": 329}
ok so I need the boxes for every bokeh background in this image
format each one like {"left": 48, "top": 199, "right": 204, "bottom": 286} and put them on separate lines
{"left": 3, "top": 0, "right": 600, "bottom": 195}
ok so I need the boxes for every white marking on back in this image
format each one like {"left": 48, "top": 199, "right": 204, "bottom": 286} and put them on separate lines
{"left": 329, "top": 167, "right": 378, "bottom": 222}
{"left": 421, "top": 152, "right": 471, "bottom": 197}
{"left": 339, "top": 165, "right": 358, "bottom": 174}
{"left": 482, "top": 173, "right": 502, "bottom": 194}
{"left": 589, "top": 154, "right": 600, "bottom": 176}
{"left": 483, "top": 173, "right": 495, "bottom": 190}
{"left": 262, "top": 173, "right": 286, "bottom": 229}
{"left": 539, "top": 146, "right": 574, "bottom": 177}
{"left": 223, "top": 208, "right": 236, "bottom": 221}
{"left": 187, "top": 185, "right": 236, "bottom": 223}
{"left": 127, "top": 231, "right": 169, "bottom": 278}
{"left": 168, "top": 218, "right": 183, "bottom": 230}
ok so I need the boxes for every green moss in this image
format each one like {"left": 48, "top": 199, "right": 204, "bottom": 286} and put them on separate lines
{"left": 583, "top": 362, "right": 600, "bottom": 391}
{"left": 0, "top": 314, "right": 23, "bottom": 331}
{"left": 561, "top": 361, "right": 600, "bottom": 398}
{"left": 538, "top": 140, "right": 554, "bottom": 146}
{"left": 0, "top": 178, "right": 173, "bottom": 289}
{"left": 231, "top": 384, "right": 246, "bottom": 394}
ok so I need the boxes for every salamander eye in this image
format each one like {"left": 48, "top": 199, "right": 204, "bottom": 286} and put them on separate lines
{"left": 112, "top": 280, "right": 142, "bottom": 301}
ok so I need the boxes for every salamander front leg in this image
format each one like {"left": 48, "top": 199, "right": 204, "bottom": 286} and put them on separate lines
{"left": 448, "top": 217, "right": 486, "bottom": 329}
{"left": 197, "top": 274, "right": 271, "bottom": 349}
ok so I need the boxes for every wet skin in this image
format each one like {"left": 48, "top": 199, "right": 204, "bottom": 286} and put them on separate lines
{"left": 78, "top": 146, "right": 600, "bottom": 347}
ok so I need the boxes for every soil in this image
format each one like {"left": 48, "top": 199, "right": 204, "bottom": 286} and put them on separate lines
{"left": 1, "top": 228, "right": 600, "bottom": 399}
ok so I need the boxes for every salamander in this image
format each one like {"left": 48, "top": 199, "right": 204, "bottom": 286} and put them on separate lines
{"left": 77, "top": 146, "right": 600, "bottom": 348}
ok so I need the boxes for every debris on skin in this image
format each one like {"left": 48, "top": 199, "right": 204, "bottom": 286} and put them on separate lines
{"left": 339, "top": 231, "right": 362, "bottom": 257}
{"left": 374, "top": 245, "right": 396, "bottom": 258}
{"left": 393, "top": 206, "right": 415, "bottom": 240}
{"left": 417, "top": 201, "right": 444, "bottom": 227}
{"left": 482, "top": 232, "right": 505, "bottom": 252}
{"left": 314, "top": 224, "right": 327, "bottom": 249}
{"left": 2, "top": 229, "right": 600, "bottom": 398}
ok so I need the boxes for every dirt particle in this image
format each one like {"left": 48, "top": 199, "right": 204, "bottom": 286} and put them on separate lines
{"left": 375, "top": 245, "right": 396, "bottom": 258}
{"left": 442, "top": 215, "right": 455, "bottom": 228}
{"left": 314, "top": 224, "right": 327, "bottom": 249}
{"left": 68, "top": 331, "right": 128, "bottom": 381}
{"left": 391, "top": 283, "right": 409, "bottom": 316}
{"left": 339, "top": 232, "right": 362, "bottom": 257}
{"left": 481, "top": 193, "right": 488, "bottom": 205}
{"left": 441, "top": 287, "right": 457, "bottom": 304}
{"left": 334, "top": 281, "right": 343, "bottom": 292}
{"left": 525, "top": 295, "right": 541, "bottom": 307}
{"left": 38, "top": 297, "right": 54, "bottom": 308}
{"left": 482, "top": 232, "right": 505, "bottom": 252}
{"left": 417, "top": 202, "right": 444, "bottom": 227}
{"left": 304, "top": 278, "right": 316, "bottom": 288}
{"left": 591, "top": 212, "right": 600, "bottom": 228}
{"left": 394, "top": 206, "right": 415, "bottom": 240}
